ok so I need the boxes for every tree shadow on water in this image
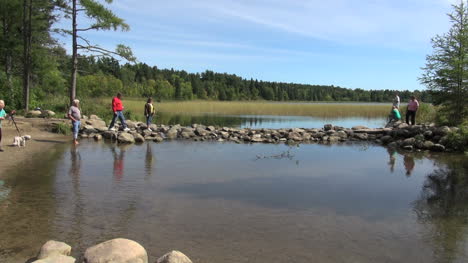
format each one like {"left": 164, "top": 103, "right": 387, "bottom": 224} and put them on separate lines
{"left": 413, "top": 161, "right": 468, "bottom": 263}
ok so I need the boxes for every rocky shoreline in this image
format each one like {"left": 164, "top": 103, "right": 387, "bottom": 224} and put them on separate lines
{"left": 30, "top": 238, "right": 191, "bottom": 263}
{"left": 78, "top": 115, "right": 458, "bottom": 152}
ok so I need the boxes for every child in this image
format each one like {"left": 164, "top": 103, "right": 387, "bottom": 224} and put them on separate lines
{"left": 387, "top": 105, "right": 401, "bottom": 127}
{"left": 0, "top": 100, "right": 13, "bottom": 152}
{"left": 144, "top": 98, "right": 155, "bottom": 131}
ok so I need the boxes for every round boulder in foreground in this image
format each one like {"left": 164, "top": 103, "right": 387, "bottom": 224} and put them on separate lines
{"left": 37, "top": 240, "right": 71, "bottom": 259}
{"left": 84, "top": 238, "right": 148, "bottom": 263}
{"left": 156, "top": 250, "right": 193, "bottom": 263}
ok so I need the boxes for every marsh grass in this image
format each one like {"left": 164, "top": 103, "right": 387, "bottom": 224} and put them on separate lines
{"left": 123, "top": 100, "right": 392, "bottom": 118}
{"left": 97, "top": 98, "right": 436, "bottom": 124}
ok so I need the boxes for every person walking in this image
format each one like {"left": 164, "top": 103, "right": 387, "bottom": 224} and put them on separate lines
{"left": 108, "top": 93, "right": 130, "bottom": 132}
{"left": 68, "top": 99, "right": 81, "bottom": 145}
{"left": 144, "top": 97, "right": 155, "bottom": 131}
{"left": 393, "top": 92, "right": 400, "bottom": 108}
{"left": 406, "top": 96, "right": 419, "bottom": 125}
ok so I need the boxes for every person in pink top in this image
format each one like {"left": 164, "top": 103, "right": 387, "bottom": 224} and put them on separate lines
{"left": 406, "top": 96, "right": 419, "bottom": 125}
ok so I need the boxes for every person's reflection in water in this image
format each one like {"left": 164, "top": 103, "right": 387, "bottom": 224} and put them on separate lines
{"left": 111, "top": 145, "right": 126, "bottom": 182}
{"left": 70, "top": 145, "right": 82, "bottom": 179}
{"left": 387, "top": 148, "right": 397, "bottom": 173}
{"left": 403, "top": 154, "right": 415, "bottom": 177}
{"left": 144, "top": 143, "right": 154, "bottom": 179}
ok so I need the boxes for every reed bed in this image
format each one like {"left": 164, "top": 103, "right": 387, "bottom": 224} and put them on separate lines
{"left": 122, "top": 100, "right": 393, "bottom": 118}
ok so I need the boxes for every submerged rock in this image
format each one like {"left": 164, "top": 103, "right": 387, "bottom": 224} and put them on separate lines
{"left": 33, "top": 255, "right": 75, "bottom": 263}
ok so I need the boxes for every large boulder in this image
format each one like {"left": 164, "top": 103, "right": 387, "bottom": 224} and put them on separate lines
{"left": 288, "top": 132, "right": 303, "bottom": 141}
{"left": 102, "top": 131, "right": 117, "bottom": 140}
{"left": 84, "top": 238, "right": 148, "bottom": 263}
{"left": 118, "top": 133, "right": 135, "bottom": 144}
{"left": 85, "top": 119, "right": 107, "bottom": 129}
{"left": 33, "top": 255, "right": 75, "bottom": 263}
{"left": 133, "top": 133, "right": 145, "bottom": 143}
{"left": 166, "top": 127, "right": 179, "bottom": 139}
{"left": 126, "top": 121, "right": 138, "bottom": 129}
{"left": 26, "top": 110, "right": 42, "bottom": 118}
{"left": 353, "top": 133, "right": 368, "bottom": 140}
{"left": 40, "top": 110, "right": 56, "bottom": 118}
{"left": 352, "top": 125, "right": 369, "bottom": 130}
{"left": 380, "top": 135, "right": 393, "bottom": 144}
{"left": 431, "top": 144, "right": 446, "bottom": 152}
{"left": 156, "top": 251, "right": 192, "bottom": 263}
{"left": 434, "top": 126, "right": 451, "bottom": 136}
{"left": 37, "top": 240, "right": 71, "bottom": 259}
{"left": 402, "top": 137, "right": 416, "bottom": 146}
{"left": 324, "top": 124, "right": 333, "bottom": 131}
{"left": 195, "top": 127, "right": 208, "bottom": 136}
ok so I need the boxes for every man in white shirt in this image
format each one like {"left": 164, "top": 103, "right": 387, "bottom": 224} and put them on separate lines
{"left": 393, "top": 92, "right": 400, "bottom": 108}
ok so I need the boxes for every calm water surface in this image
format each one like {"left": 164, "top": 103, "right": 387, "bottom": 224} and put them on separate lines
{"left": 0, "top": 141, "right": 467, "bottom": 263}
{"left": 155, "top": 113, "right": 387, "bottom": 129}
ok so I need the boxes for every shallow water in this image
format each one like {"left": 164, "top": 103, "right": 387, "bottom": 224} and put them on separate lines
{"left": 155, "top": 112, "right": 387, "bottom": 129}
{"left": 0, "top": 141, "right": 467, "bottom": 263}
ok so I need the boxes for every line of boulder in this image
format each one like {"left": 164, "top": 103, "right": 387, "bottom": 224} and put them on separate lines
{"left": 79, "top": 115, "right": 458, "bottom": 152}
{"left": 30, "top": 238, "right": 192, "bottom": 263}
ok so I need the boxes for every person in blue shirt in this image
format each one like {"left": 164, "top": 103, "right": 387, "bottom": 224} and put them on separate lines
{"left": 0, "top": 100, "right": 7, "bottom": 152}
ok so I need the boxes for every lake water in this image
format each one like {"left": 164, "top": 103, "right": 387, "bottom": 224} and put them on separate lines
{"left": 155, "top": 113, "right": 387, "bottom": 129}
{"left": 1, "top": 141, "right": 468, "bottom": 263}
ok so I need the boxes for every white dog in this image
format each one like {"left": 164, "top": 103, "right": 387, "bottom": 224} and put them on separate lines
{"left": 12, "top": 135, "right": 31, "bottom": 147}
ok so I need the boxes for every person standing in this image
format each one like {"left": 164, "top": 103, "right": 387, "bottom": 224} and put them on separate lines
{"left": 393, "top": 92, "right": 400, "bottom": 108}
{"left": 108, "top": 93, "right": 130, "bottom": 132}
{"left": 144, "top": 98, "right": 155, "bottom": 131}
{"left": 0, "top": 100, "right": 6, "bottom": 152}
{"left": 406, "top": 96, "right": 419, "bottom": 125}
{"left": 68, "top": 99, "right": 81, "bottom": 145}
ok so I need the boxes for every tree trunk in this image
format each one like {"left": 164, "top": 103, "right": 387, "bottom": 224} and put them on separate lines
{"left": 70, "top": 0, "right": 78, "bottom": 105}
{"left": 22, "top": 0, "right": 32, "bottom": 112}
{"left": 2, "top": 17, "right": 14, "bottom": 104}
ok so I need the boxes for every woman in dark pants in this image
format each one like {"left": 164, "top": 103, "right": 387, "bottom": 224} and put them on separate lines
{"left": 406, "top": 96, "right": 419, "bottom": 125}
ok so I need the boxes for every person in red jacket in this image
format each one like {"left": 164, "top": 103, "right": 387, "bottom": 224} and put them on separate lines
{"left": 108, "top": 93, "right": 130, "bottom": 131}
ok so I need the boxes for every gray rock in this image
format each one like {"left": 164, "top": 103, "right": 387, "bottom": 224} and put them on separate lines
{"left": 324, "top": 124, "right": 333, "bottom": 131}
{"left": 126, "top": 121, "right": 138, "bottom": 129}
{"left": 206, "top": 126, "right": 216, "bottom": 131}
{"left": 82, "top": 125, "right": 97, "bottom": 134}
{"left": 195, "top": 127, "right": 208, "bottom": 136}
{"left": 431, "top": 144, "right": 446, "bottom": 152}
{"left": 93, "top": 134, "right": 102, "bottom": 141}
{"left": 288, "top": 132, "right": 303, "bottom": 141}
{"left": 37, "top": 240, "right": 71, "bottom": 259}
{"left": 328, "top": 136, "right": 340, "bottom": 142}
{"left": 403, "top": 145, "right": 413, "bottom": 151}
{"left": 142, "top": 129, "right": 153, "bottom": 137}
{"left": 423, "top": 140, "right": 435, "bottom": 149}
{"left": 380, "top": 135, "right": 393, "bottom": 144}
{"left": 396, "top": 123, "right": 409, "bottom": 129}
{"left": 85, "top": 119, "right": 106, "bottom": 129}
{"left": 336, "top": 130, "right": 347, "bottom": 139}
{"left": 352, "top": 125, "right": 369, "bottom": 130}
{"left": 353, "top": 133, "right": 368, "bottom": 140}
{"left": 149, "top": 124, "right": 158, "bottom": 131}
{"left": 388, "top": 142, "right": 398, "bottom": 148}
{"left": 166, "top": 127, "right": 179, "bottom": 139}
{"left": 402, "top": 137, "right": 416, "bottom": 146}
{"left": 157, "top": 250, "right": 193, "bottom": 263}
{"left": 84, "top": 238, "right": 148, "bottom": 263}
{"left": 181, "top": 131, "right": 195, "bottom": 139}
{"left": 26, "top": 110, "right": 42, "bottom": 118}
{"left": 133, "top": 133, "right": 145, "bottom": 143}
{"left": 40, "top": 110, "right": 56, "bottom": 118}
{"left": 102, "top": 131, "right": 117, "bottom": 140}
{"left": 154, "top": 136, "right": 164, "bottom": 143}
{"left": 118, "top": 133, "right": 135, "bottom": 144}
{"left": 33, "top": 255, "right": 75, "bottom": 263}
{"left": 423, "top": 130, "right": 433, "bottom": 139}
{"left": 435, "top": 126, "right": 451, "bottom": 136}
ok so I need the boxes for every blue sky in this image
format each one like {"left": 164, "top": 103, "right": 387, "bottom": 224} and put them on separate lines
{"left": 58, "top": 0, "right": 458, "bottom": 91}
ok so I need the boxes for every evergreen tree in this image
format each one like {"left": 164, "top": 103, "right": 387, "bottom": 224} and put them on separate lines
{"left": 421, "top": 1, "right": 468, "bottom": 125}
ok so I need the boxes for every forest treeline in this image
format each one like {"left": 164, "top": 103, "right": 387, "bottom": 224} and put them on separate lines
{"left": 0, "top": 0, "right": 431, "bottom": 112}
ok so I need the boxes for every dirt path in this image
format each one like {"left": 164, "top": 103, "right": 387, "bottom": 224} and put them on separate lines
{"left": 0, "top": 117, "right": 70, "bottom": 177}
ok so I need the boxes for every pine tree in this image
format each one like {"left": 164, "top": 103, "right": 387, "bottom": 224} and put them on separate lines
{"left": 421, "top": 1, "right": 468, "bottom": 125}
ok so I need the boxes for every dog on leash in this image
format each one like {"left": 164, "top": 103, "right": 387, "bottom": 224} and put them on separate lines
{"left": 12, "top": 135, "right": 31, "bottom": 147}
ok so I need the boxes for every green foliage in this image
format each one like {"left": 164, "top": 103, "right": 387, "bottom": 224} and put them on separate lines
{"left": 445, "top": 123, "right": 468, "bottom": 152}
{"left": 417, "top": 103, "right": 438, "bottom": 124}
{"left": 420, "top": 1, "right": 468, "bottom": 125}
{"left": 52, "top": 122, "right": 71, "bottom": 135}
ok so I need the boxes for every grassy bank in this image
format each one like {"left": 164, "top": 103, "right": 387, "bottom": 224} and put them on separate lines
{"left": 26, "top": 96, "right": 436, "bottom": 124}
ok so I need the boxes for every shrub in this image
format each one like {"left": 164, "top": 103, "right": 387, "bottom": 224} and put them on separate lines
{"left": 445, "top": 123, "right": 468, "bottom": 152}
{"left": 52, "top": 122, "right": 71, "bottom": 135}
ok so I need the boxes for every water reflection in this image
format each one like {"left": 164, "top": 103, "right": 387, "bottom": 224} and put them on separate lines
{"left": 155, "top": 112, "right": 387, "bottom": 129}
{"left": 111, "top": 145, "right": 126, "bottom": 182}
{"left": 387, "top": 148, "right": 397, "bottom": 173}
{"left": 413, "top": 160, "right": 468, "bottom": 263}
{"left": 404, "top": 154, "right": 415, "bottom": 177}
{"left": 145, "top": 143, "right": 154, "bottom": 179}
